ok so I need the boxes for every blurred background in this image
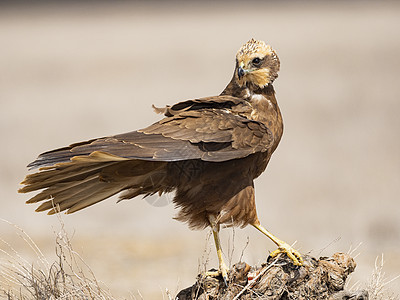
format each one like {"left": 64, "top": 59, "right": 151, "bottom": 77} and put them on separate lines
{"left": 0, "top": 1, "right": 399, "bottom": 298}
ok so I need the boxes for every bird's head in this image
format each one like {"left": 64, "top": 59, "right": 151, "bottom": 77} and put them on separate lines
{"left": 235, "top": 39, "right": 280, "bottom": 89}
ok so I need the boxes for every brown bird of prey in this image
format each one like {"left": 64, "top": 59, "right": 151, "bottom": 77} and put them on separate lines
{"left": 19, "top": 39, "right": 302, "bottom": 282}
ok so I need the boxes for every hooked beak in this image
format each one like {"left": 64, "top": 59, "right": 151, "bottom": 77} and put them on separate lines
{"left": 237, "top": 67, "right": 245, "bottom": 79}
{"left": 237, "top": 62, "right": 249, "bottom": 80}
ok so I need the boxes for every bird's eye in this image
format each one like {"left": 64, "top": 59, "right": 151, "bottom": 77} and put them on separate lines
{"left": 252, "top": 57, "right": 261, "bottom": 66}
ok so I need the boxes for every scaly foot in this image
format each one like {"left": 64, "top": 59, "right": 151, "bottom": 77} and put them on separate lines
{"left": 270, "top": 242, "right": 303, "bottom": 266}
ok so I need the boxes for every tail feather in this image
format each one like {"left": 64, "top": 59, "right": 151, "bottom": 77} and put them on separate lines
{"left": 20, "top": 152, "right": 128, "bottom": 193}
{"left": 65, "top": 184, "right": 126, "bottom": 214}
{"left": 34, "top": 176, "right": 101, "bottom": 211}
{"left": 20, "top": 162, "right": 113, "bottom": 193}
{"left": 20, "top": 150, "right": 171, "bottom": 214}
{"left": 26, "top": 175, "right": 98, "bottom": 204}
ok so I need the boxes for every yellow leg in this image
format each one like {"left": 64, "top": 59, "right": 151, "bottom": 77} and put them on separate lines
{"left": 253, "top": 223, "right": 303, "bottom": 266}
{"left": 206, "top": 215, "right": 229, "bottom": 284}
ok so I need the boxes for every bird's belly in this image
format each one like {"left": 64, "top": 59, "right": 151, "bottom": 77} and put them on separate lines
{"left": 169, "top": 154, "right": 264, "bottom": 230}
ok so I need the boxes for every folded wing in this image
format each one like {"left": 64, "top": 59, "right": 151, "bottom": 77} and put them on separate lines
{"left": 28, "top": 96, "right": 273, "bottom": 168}
{"left": 20, "top": 96, "right": 274, "bottom": 214}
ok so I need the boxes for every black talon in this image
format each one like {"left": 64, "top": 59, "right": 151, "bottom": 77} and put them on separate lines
{"left": 222, "top": 275, "right": 228, "bottom": 287}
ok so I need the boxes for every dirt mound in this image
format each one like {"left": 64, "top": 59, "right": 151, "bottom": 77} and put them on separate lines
{"left": 176, "top": 252, "right": 368, "bottom": 299}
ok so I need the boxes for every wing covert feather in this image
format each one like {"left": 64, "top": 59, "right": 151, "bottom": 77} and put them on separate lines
{"left": 27, "top": 96, "right": 274, "bottom": 169}
{"left": 140, "top": 109, "right": 273, "bottom": 153}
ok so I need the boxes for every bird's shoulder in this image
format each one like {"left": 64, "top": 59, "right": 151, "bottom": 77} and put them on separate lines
{"left": 152, "top": 95, "right": 253, "bottom": 118}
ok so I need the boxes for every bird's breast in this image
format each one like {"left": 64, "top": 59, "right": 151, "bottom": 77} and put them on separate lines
{"left": 250, "top": 93, "right": 272, "bottom": 106}
{"left": 247, "top": 92, "right": 283, "bottom": 152}
{"left": 248, "top": 94, "right": 274, "bottom": 122}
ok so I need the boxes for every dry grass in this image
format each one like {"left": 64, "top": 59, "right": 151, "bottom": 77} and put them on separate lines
{"left": 344, "top": 244, "right": 400, "bottom": 300}
{"left": 1, "top": 218, "right": 399, "bottom": 299}
{"left": 365, "top": 255, "right": 400, "bottom": 300}
{"left": 0, "top": 218, "right": 117, "bottom": 300}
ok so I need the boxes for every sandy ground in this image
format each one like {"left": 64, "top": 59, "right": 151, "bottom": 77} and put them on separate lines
{"left": 0, "top": 1, "right": 399, "bottom": 298}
